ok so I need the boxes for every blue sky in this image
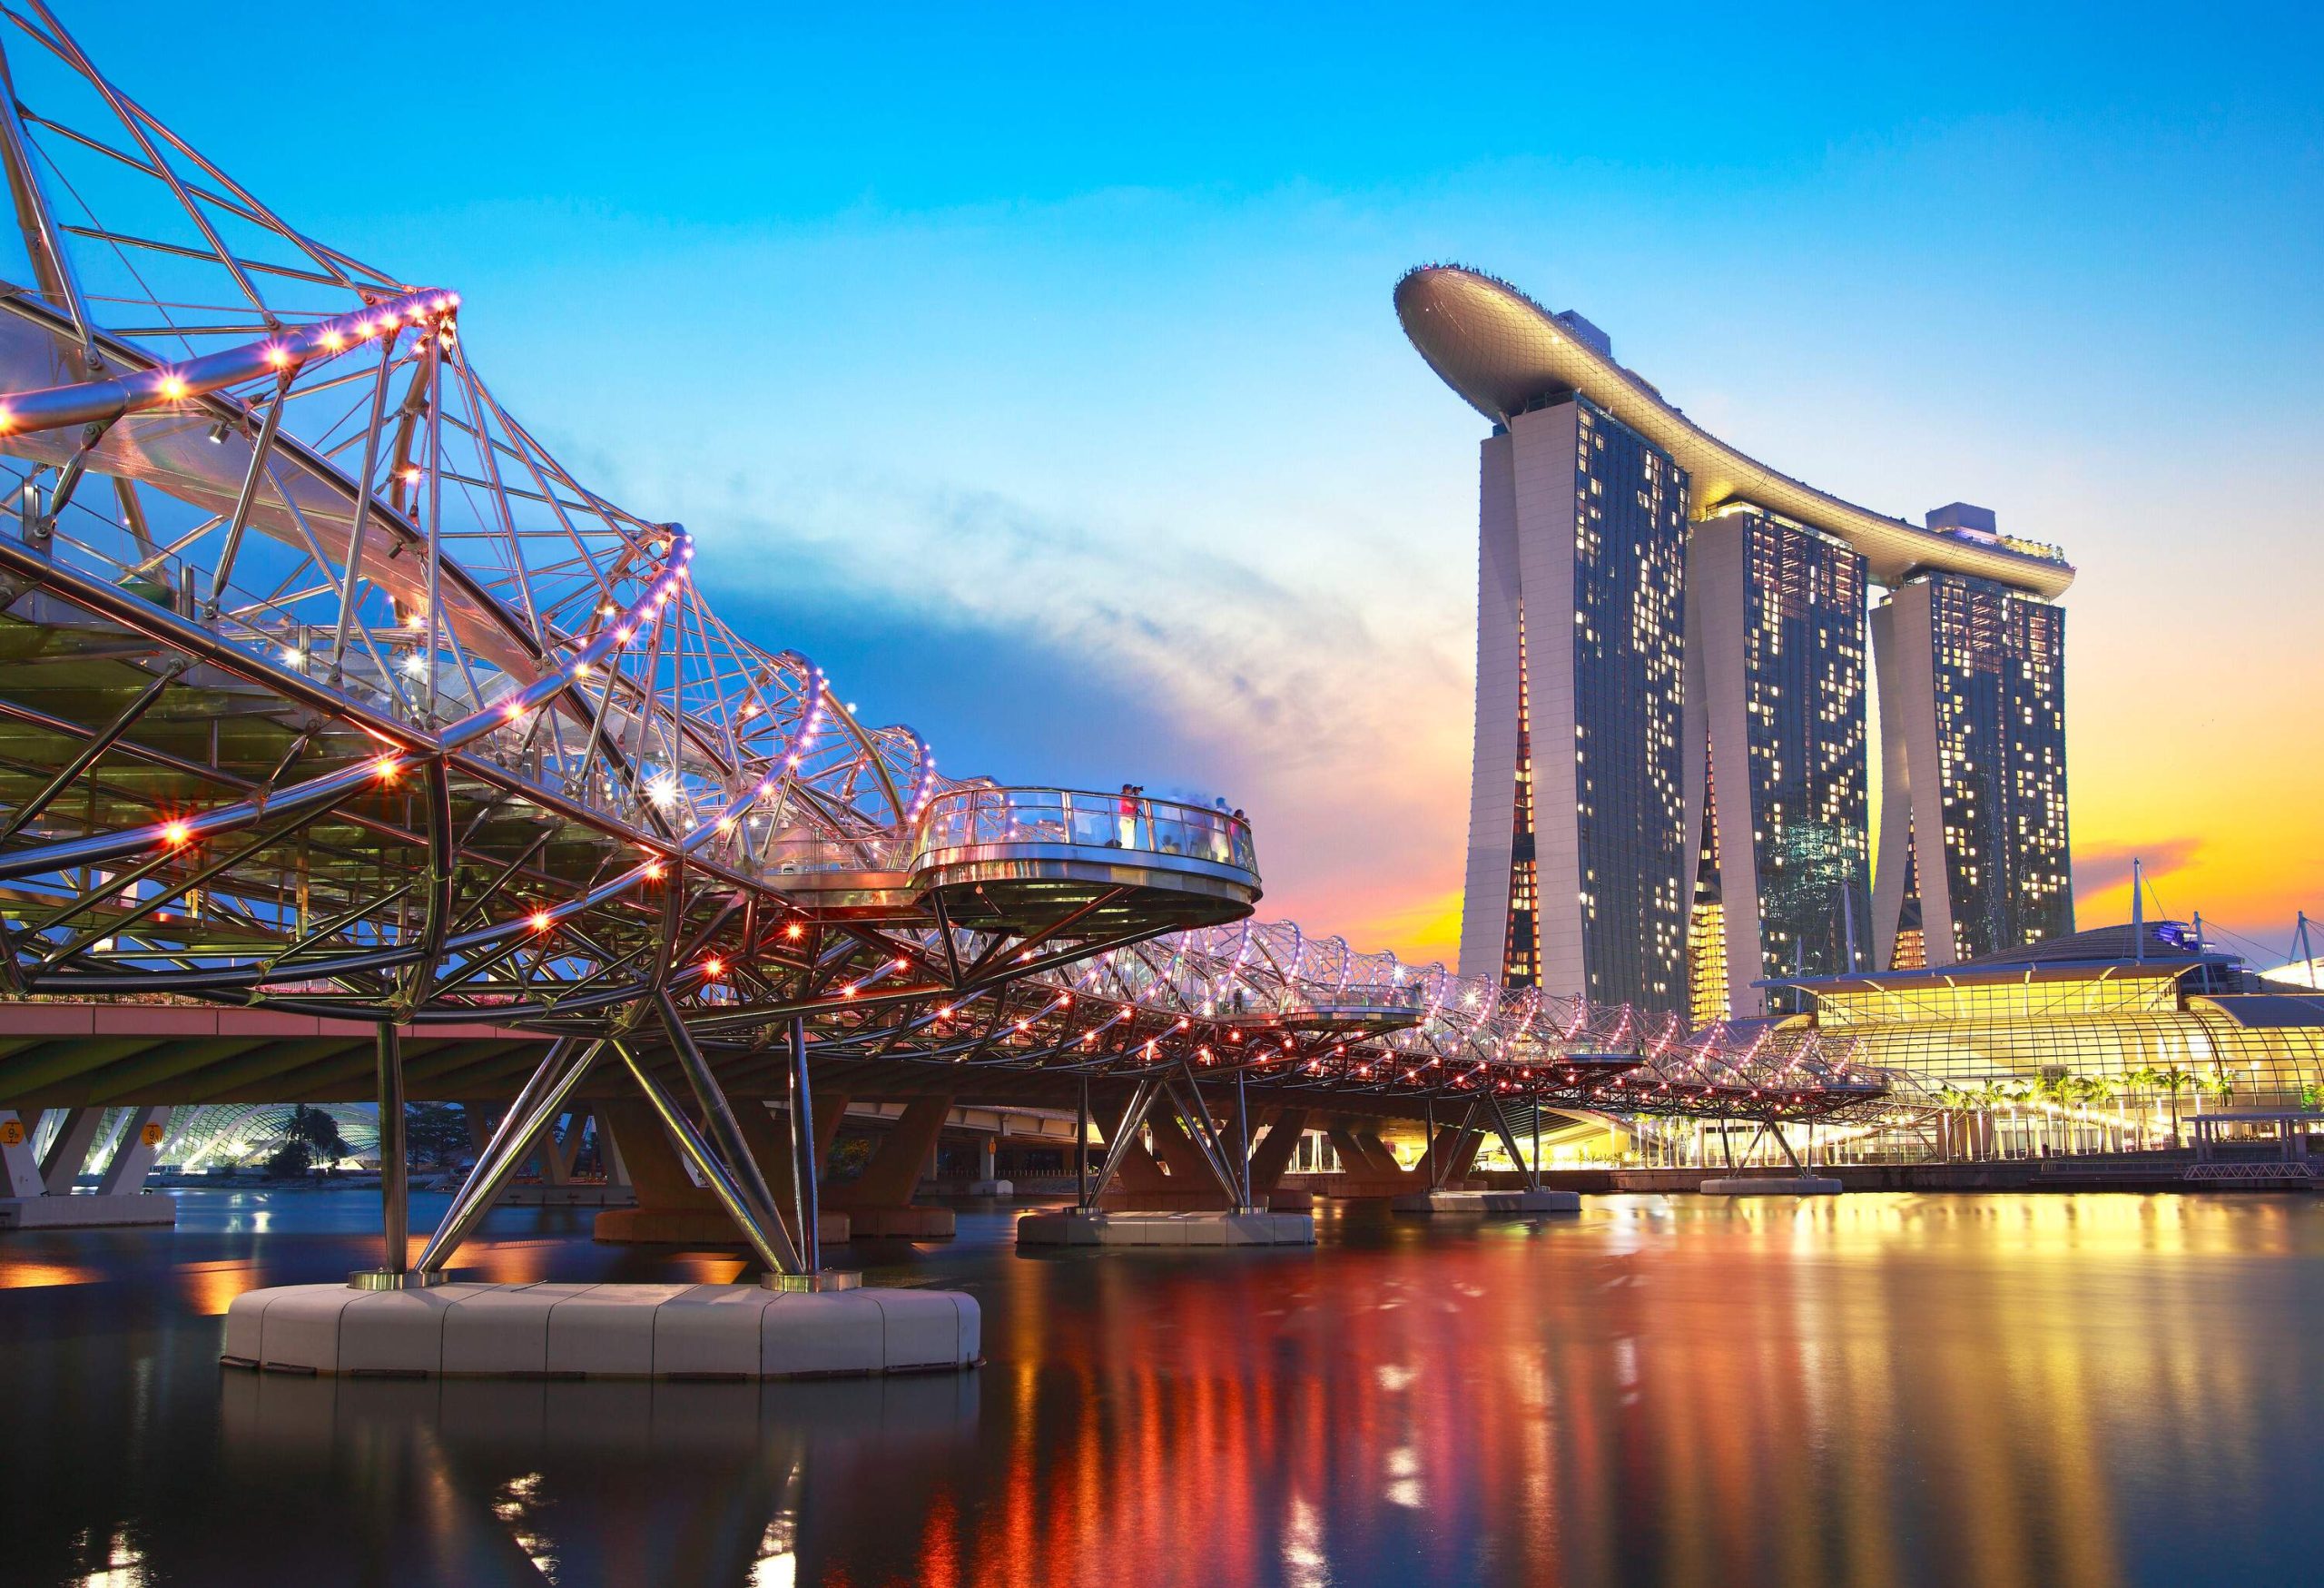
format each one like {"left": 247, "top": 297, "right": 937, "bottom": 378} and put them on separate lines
{"left": 73, "top": 2, "right": 2324, "bottom": 959}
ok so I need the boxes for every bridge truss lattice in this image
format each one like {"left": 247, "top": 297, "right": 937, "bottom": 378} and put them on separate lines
{"left": 0, "top": 6, "right": 1884, "bottom": 1275}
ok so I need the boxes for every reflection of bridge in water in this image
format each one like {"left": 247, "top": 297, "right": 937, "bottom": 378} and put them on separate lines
{"left": 0, "top": 6, "right": 1882, "bottom": 1288}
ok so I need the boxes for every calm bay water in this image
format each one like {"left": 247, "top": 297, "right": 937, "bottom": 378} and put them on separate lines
{"left": 4, "top": 1190, "right": 2319, "bottom": 1586}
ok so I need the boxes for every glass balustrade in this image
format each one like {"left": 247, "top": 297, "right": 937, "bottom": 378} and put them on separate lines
{"left": 915, "top": 787, "right": 1257, "bottom": 874}
{"left": 761, "top": 833, "right": 911, "bottom": 875}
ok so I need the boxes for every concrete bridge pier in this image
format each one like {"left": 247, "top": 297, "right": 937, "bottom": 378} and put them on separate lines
{"left": 827, "top": 1096, "right": 957, "bottom": 1238}
{"left": 1393, "top": 1100, "right": 1581, "bottom": 1214}
{"left": 1019, "top": 1079, "right": 1314, "bottom": 1247}
{"left": 0, "top": 1105, "right": 176, "bottom": 1228}
{"left": 463, "top": 1100, "right": 632, "bottom": 1207}
{"left": 591, "top": 1098, "right": 852, "bottom": 1248}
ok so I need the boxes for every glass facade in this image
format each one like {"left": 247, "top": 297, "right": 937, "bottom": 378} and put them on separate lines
{"left": 1569, "top": 399, "right": 1689, "bottom": 1011}
{"left": 1693, "top": 508, "right": 1872, "bottom": 1014}
{"left": 1914, "top": 574, "right": 2073, "bottom": 959}
{"left": 1777, "top": 983, "right": 2324, "bottom": 1113}
{"left": 1741, "top": 513, "right": 1870, "bottom": 996}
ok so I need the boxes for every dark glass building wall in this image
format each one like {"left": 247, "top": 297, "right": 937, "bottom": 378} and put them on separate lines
{"left": 1740, "top": 514, "right": 1871, "bottom": 996}
{"left": 1569, "top": 398, "right": 1689, "bottom": 1011}
{"left": 1926, "top": 574, "right": 2073, "bottom": 958}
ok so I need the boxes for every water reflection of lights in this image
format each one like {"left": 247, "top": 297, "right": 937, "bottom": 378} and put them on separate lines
{"left": 68, "top": 1527, "right": 144, "bottom": 1587}
{"left": 489, "top": 1472, "right": 559, "bottom": 1581}
{"left": 177, "top": 1259, "right": 259, "bottom": 1316}
{"left": 0, "top": 1260, "right": 99, "bottom": 1288}
{"left": 29, "top": 1195, "right": 2323, "bottom": 1583}
{"left": 748, "top": 1469, "right": 803, "bottom": 1588}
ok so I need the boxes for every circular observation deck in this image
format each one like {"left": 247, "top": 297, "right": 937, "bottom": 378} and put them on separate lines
{"left": 911, "top": 787, "right": 1260, "bottom": 936}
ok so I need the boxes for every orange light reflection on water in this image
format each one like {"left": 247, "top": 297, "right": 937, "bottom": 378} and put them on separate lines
{"left": 0, "top": 1260, "right": 99, "bottom": 1288}
{"left": 903, "top": 1196, "right": 2316, "bottom": 1588}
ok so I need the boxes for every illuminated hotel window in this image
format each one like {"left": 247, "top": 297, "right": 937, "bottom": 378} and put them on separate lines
{"left": 1503, "top": 606, "right": 1540, "bottom": 988}
{"left": 1561, "top": 397, "right": 1689, "bottom": 1010}
{"left": 1911, "top": 575, "right": 2073, "bottom": 959}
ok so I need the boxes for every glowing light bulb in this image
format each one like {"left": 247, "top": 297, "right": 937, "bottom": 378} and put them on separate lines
{"left": 703, "top": 958, "right": 724, "bottom": 978}
{"left": 373, "top": 755, "right": 399, "bottom": 782}
{"left": 784, "top": 923, "right": 803, "bottom": 940}
{"left": 643, "top": 861, "right": 665, "bottom": 880}
{"left": 530, "top": 911, "right": 552, "bottom": 932}
{"left": 158, "top": 374, "right": 188, "bottom": 400}
{"left": 161, "top": 821, "right": 191, "bottom": 847}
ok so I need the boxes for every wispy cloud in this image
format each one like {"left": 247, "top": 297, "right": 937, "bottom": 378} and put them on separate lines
{"left": 687, "top": 469, "right": 1477, "bottom": 961}
{"left": 2073, "top": 837, "right": 2202, "bottom": 905}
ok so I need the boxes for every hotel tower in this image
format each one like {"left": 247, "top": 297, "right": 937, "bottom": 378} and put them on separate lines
{"left": 1396, "top": 266, "right": 2077, "bottom": 1019}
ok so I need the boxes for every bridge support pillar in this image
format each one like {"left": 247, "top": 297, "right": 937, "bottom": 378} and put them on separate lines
{"left": 1246, "top": 1108, "right": 1311, "bottom": 1208}
{"left": 1415, "top": 1106, "right": 1486, "bottom": 1189}
{"left": 1147, "top": 1109, "right": 1233, "bottom": 1203}
{"left": 3, "top": 1109, "right": 45, "bottom": 1197}
{"left": 828, "top": 1096, "right": 955, "bottom": 1238}
{"left": 1, "top": 1106, "right": 176, "bottom": 1230}
{"left": 1089, "top": 1090, "right": 1171, "bottom": 1203}
{"left": 593, "top": 1097, "right": 851, "bottom": 1249}
{"left": 41, "top": 1107, "right": 106, "bottom": 1195}
{"left": 96, "top": 1106, "right": 171, "bottom": 1196}
{"left": 463, "top": 1100, "right": 625, "bottom": 1206}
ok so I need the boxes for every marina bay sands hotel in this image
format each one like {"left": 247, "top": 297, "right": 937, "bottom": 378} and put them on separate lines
{"left": 1397, "top": 265, "right": 2075, "bottom": 1023}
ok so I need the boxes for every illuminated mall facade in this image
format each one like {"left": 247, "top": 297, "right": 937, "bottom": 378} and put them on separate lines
{"left": 1395, "top": 264, "right": 2078, "bottom": 1025}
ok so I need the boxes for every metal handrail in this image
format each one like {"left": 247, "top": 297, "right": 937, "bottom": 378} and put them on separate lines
{"left": 915, "top": 786, "right": 1258, "bottom": 874}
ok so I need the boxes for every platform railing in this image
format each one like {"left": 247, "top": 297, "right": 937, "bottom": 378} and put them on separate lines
{"left": 760, "top": 833, "right": 914, "bottom": 876}
{"left": 914, "top": 787, "right": 1257, "bottom": 874}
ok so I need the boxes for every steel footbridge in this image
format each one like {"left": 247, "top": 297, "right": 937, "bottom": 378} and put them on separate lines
{"left": 0, "top": 5, "right": 1882, "bottom": 1277}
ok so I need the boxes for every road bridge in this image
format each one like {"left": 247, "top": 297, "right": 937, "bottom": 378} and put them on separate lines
{"left": 0, "top": 5, "right": 1886, "bottom": 1317}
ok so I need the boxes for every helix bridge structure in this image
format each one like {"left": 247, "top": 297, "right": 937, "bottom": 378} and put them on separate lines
{"left": 0, "top": 5, "right": 1884, "bottom": 1278}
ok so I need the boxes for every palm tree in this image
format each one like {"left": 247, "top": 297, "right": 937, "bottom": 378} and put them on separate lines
{"left": 2033, "top": 1074, "right": 2076, "bottom": 1155}
{"left": 1993, "top": 1078, "right": 2035, "bottom": 1158}
{"left": 1970, "top": 1080, "right": 2014, "bottom": 1159}
{"left": 2121, "top": 1067, "right": 2162, "bottom": 1150}
{"left": 2054, "top": 1077, "right": 2085, "bottom": 1155}
{"left": 1933, "top": 1085, "right": 1974, "bottom": 1160}
{"left": 2152, "top": 1066, "right": 2196, "bottom": 1149}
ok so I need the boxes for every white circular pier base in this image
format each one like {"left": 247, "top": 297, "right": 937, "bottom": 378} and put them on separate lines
{"left": 222, "top": 1280, "right": 979, "bottom": 1380}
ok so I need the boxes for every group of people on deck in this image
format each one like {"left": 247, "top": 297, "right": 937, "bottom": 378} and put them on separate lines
{"left": 1111, "top": 784, "right": 1246, "bottom": 864}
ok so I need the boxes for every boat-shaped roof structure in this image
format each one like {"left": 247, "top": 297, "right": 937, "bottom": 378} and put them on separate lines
{"left": 1394, "top": 265, "right": 2073, "bottom": 599}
